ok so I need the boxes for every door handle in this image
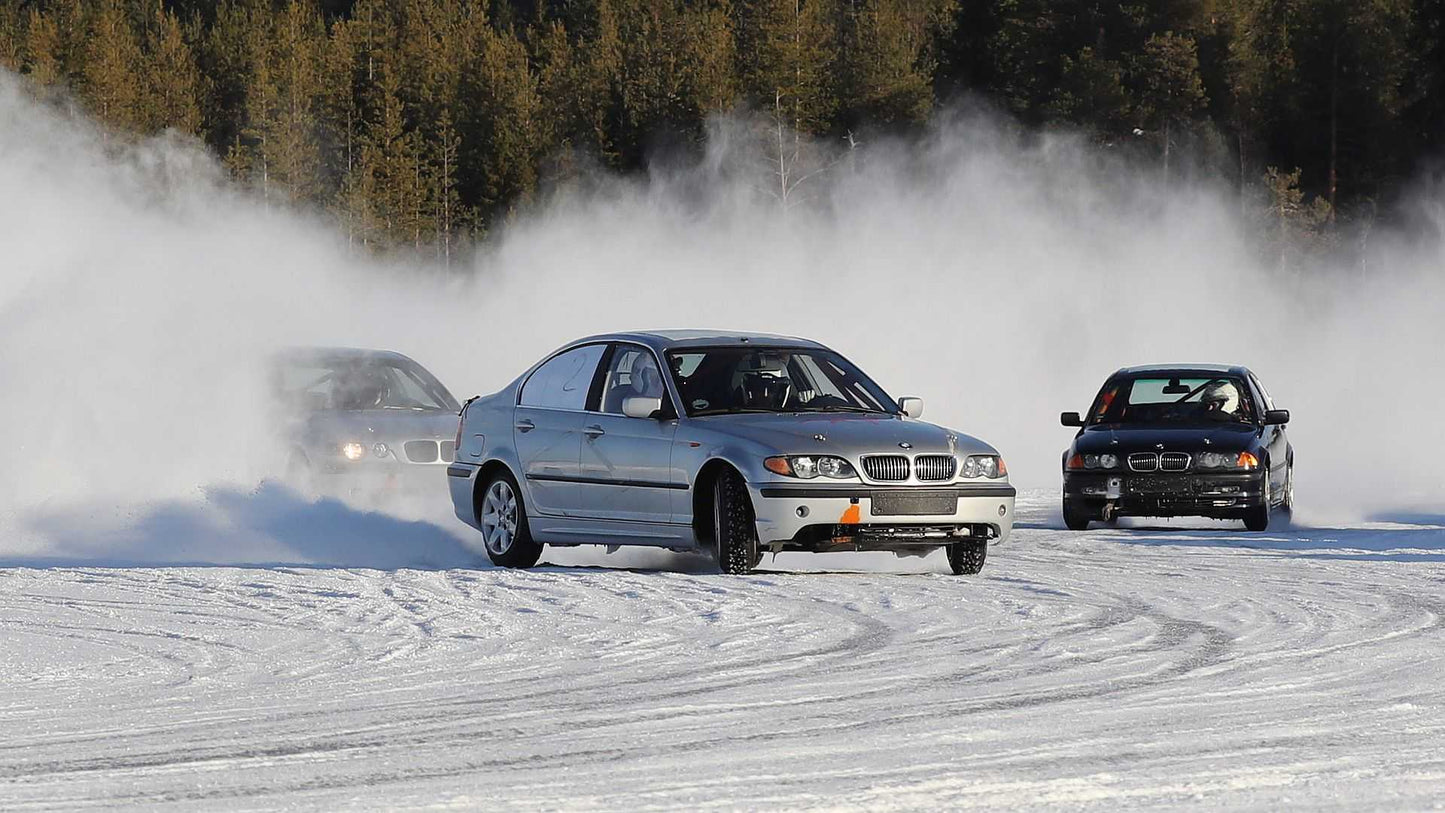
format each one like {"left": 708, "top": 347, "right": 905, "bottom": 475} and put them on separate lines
{"left": 583, "top": 424, "right": 605, "bottom": 439}
{"left": 515, "top": 419, "right": 535, "bottom": 433}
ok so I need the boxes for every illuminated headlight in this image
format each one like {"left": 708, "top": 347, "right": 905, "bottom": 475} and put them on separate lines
{"left": 764, "top": 455, "right": 856, "bottom": 479}
{"left": 1197, "top": 451, "right": 1260, "bottom": 470}
{"left": 342, "top": 442, "right": 366, "bottom": 461}
{"left": 962, "top": 455, "right": 1008, "bottom": 479}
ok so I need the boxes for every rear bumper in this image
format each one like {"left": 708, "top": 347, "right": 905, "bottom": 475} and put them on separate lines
{"left": 1063, "top": 470, "right": 1265, "bottom": 518}
{"left": 750, "top": 482, "right": 1016, "bottom": 551}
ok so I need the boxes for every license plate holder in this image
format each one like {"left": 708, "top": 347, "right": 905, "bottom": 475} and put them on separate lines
{"left": 1129, "top": 476, "right": 1183, "bottom": 495}
{"left": 870, "top": 491, "right": 957, "bottom": 516}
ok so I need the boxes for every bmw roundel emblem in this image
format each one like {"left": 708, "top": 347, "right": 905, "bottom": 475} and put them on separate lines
{"left": 899, "top": 442, "right": 912, "bottom": 449}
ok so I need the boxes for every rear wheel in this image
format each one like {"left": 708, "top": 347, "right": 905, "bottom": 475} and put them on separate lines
{"left": 1063, "top": 498, "right": 1093, "bottom": 531}
{"left": 1243, "top": 468, "right": 1271, "bottom": 532}
{"left": 713, "top": 469, "right": 759, "bottom": 575}
{"left": 478, "top": 472, "right": 543, "bottom": 568}
{"left": 946, "top": 540, "right": 987, "bottom": 575}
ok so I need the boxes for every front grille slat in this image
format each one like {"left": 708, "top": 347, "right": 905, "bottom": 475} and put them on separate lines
{"left": 404, "top": 440, "right": 440, "bottom": 463}
{"left": 1160, "top": 452, "right": 1191, "bottom": 472}
{"left": 439, "top": 441, "right": 456, "bottom": 463}
{"left": 913, "top": 455, "right": 956, "bottom": 482}
{"left": 862, "top": 455, "right": 910, "bottom": 482}
{"left": 1128, "top": 453, "right": 1159, "bottom": 472}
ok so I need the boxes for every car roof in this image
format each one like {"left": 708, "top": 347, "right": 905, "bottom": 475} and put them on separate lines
{"left": 273, "top": 346, "right": 418, "bottom": 365}
{"left": 1113, "top": 363, "right": 1252, "bottom": 378}
{"left": 566, "top": 330, "right": 827, "bottom": 352}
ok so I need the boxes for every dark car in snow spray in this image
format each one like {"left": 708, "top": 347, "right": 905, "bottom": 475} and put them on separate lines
{"left": 1059, "top": 365, "right": 1293, "bottom": 531}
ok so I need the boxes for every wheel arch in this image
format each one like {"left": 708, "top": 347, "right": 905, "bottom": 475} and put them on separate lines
{"left": 692, "top": 458, "right": 745, "bottom": 547}
{"left": 472, "top": 459, "right": 519, "bottom": 524}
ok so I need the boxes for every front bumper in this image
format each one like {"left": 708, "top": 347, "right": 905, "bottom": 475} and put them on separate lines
{"left": 1063, "top": 470, "right": 1265, "bottom": 518}
{"left": 310, "top": 459, "right": 452, "bottom": 498}
{"left": 750, "top": 482, "right": 1016, "bottom": 552}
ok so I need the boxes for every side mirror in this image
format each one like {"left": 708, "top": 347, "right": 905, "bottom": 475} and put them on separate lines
{"left": 897, "top": 397, "right": 924, "bottom": 418}
{"left": 1061, "top": 411, "right": 1084, "bottom": 427}
{"left": 622, "top": 396, "right": 663, "bottom": 419}
{"left": 1264, "top": 409, "right": 1290, "bottom": 426}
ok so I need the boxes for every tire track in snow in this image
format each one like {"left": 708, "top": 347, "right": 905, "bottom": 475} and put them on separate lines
{"left": 2, "top": 499, "right": 1444, "bottom": 809}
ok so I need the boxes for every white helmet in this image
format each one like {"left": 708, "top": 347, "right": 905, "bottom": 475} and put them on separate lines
{"left": 1201, "top": 380, "right": 1239, "bottom": 413}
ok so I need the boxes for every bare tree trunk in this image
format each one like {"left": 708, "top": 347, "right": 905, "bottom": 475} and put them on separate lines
{"left": 1162, "top": 119, "right": 1171, "bottom": 182}
{"left": 1237, "top": 130, "right": 1246, "bottom": 214}
{"left": 1328, "top": 41, "right": 1339, "bottom": 221}
{"left": 776, "top": 90, "right": 789, "bottom": 208}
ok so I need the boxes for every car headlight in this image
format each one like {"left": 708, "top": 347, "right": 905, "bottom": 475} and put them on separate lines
{"left": 962, "top": 454, "right": 1007, "bottom": 479}
{"left": 764, "top": 455, "right": 856, "bottom": 479}
{"left": 1198, "top": 451, "right": 1259, "bottom": 470}
{"left": 342, "top": 442, "right": 366, "bottom": 461}
{"left": 1072, "top": 453, "right": 1120, "bottom": 470}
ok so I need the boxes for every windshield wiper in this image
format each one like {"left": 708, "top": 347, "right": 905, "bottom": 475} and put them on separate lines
{"left": 805, "top": 405, "right": 887, "bottom": 414}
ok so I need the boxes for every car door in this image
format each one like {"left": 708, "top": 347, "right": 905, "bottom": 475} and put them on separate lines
{"left": 1250, "top": 373, "right": 1289, "bottom": 496}
{"left": 514, "top": 344, "right": 607, "bottom": 516}
{"left": 573, "top": 343, "right": 682, "bottom": 524}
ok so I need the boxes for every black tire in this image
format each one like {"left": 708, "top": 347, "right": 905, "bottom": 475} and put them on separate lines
{"left": 477, "top": 470, "right": 543, "bottom": 568}
{"left": 946, "top": 540, "right": 987, "bottom": 575}
{"left": 713, "top": 468, "right": 759, "bottom": 575}
{"left": 1063, "top": 498, "right": 1092, "bottom": 531}
{"left": 1243, "top": 468, "right": 1271, "bottom": 532}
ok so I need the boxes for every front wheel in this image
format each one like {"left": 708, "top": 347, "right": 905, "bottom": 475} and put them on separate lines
{"left": 1063, "top": 498, "right": 1092, "bottom": 531}
{"left": 1243, "top": 468, "right": 1271, "bottom": 532}
{"left": 946, "top": 540, "right": 987, "bottom": 575}
{"left": 713, "top": 469, "right": 759, "bottom": 575}
{"left": 478, "top": 472, "right": 543, "bottom": 568}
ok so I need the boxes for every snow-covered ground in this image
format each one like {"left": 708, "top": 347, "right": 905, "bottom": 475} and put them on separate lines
{"left": 3, "top": 492, "right": 1444, "bottom": 810}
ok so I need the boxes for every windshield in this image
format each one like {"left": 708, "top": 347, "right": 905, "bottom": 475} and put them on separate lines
{"left": 666, "top": 347, "right": 896, "bottom": 417}
{"left": 274, "top": 356, "right": 459, "bottom": 413}
{"left": 1088, "top": 376, "right": 1257, "bottom": 425}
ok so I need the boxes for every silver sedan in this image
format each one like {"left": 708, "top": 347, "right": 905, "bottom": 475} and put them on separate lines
{"left": 446, "top": 331, "right": 1015, "bottom": 574}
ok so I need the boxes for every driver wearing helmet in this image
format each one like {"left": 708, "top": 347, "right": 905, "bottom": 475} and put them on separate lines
{"left": 336, "top": 368, "right": 391, "bottom": 410}
{"left": 1200, "top": 379, "right": 1241, "bottom": 420}
{"left": 735, "top": 353, "right": 794, "bottom": 410}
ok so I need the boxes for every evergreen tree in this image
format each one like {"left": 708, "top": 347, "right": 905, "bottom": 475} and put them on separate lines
{"left": 839, "top": 0, "right": 950, "bottom": 128}
{"left": 0, "top": 6, "right": 23, "bottom": 73}
{"left": 82, "top": 0, "right": 147, "bottom": 132}
{"left": 145, "top": 7, "right": 203, "bottom": 135}
{"left": 1046, "top": 46, "right": 1131, "bottom": 134}
{"left": 457, "top": 24, "right": 543, "bottom": 216}
{"left": 354, "top": 61, "right": 431, "bottom": 247}
{"left": 1130, "top": 32, "right": 1207, "bottom": 173}
{"left": 739, "top": 0, "right": 840, "bottom": 134}
{"left": 23, "top": 10, "right": 66, "bottom": 88}
{"left": 1228, "top": 0, "right": 1412, "bottom": 210}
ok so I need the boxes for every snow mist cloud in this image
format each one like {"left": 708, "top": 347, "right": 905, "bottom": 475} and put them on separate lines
{"left": 1, "top": 69, "right": 1442, "bottom": 563}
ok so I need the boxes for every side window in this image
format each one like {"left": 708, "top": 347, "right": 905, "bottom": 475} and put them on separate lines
{"left": 520, "top": 345, "right": 606, "bottom": 410}
{"left": 1251, "top": 374, "right": 1276, "bottom": 410}
{"left": 599, "top": 345, "right": 665, "bottom": 414}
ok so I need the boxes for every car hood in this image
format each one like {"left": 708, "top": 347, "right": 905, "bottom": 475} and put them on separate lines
{"left": 299, "top": 409, "right": 458, "bottom": 442}
{"left": 1072, "top": 423, "right": 1260, "bottom": 454}
{"left": 696, "top": 412, "right": 999, "bottom": 457}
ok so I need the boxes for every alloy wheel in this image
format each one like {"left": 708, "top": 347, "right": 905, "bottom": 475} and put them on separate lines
{"left": 481, "top": 479, "right": 518, "bottom": 555}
